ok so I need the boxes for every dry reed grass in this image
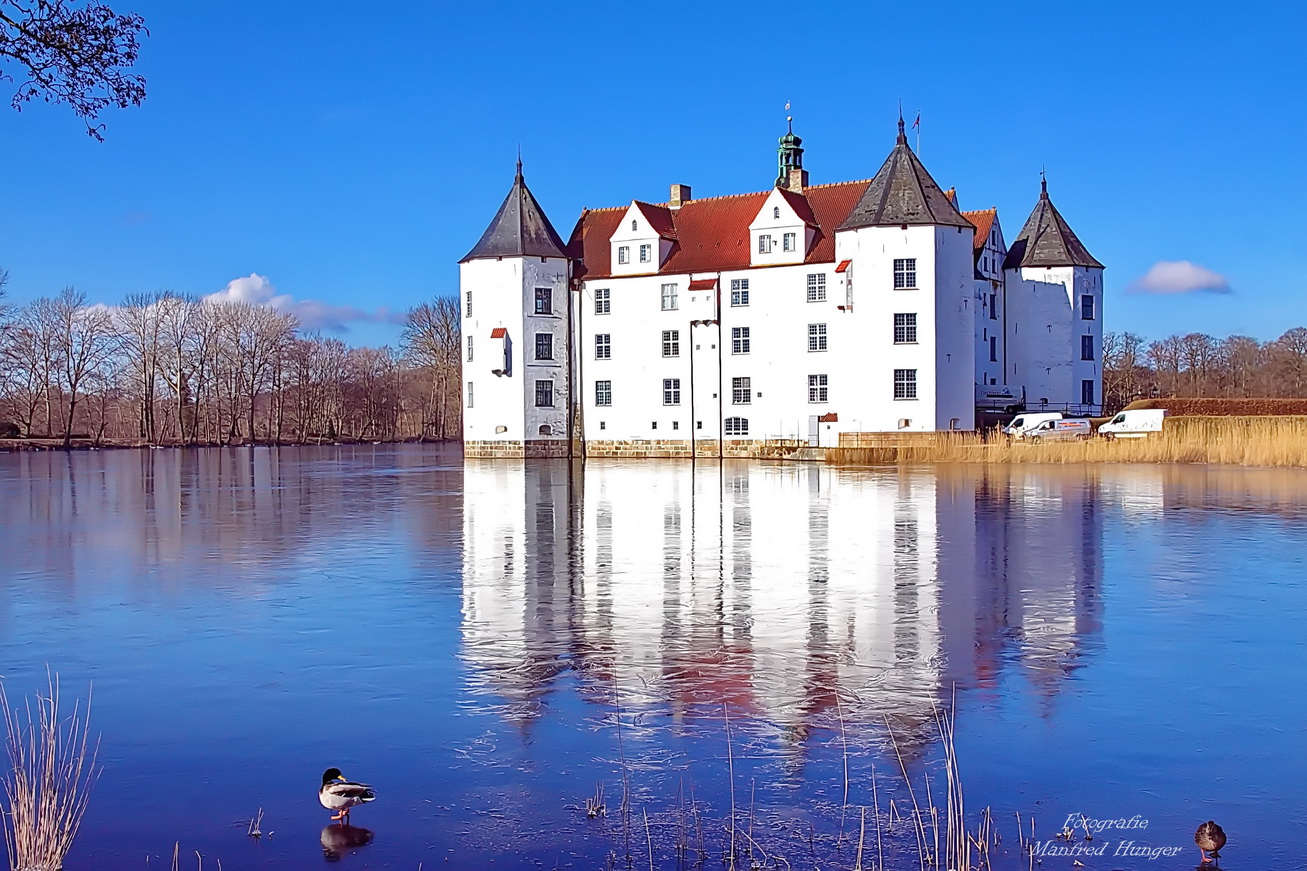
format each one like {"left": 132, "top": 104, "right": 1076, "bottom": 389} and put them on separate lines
{"left": 0, "top": 674, "right": 99, "bottom": 871}
{"left": 827, "top": 416, "right": 1307, "bottom": 469}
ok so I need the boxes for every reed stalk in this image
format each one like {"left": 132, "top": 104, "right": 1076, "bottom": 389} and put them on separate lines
{"left": 1, "top": 674, "right": 100, "bottom": 871}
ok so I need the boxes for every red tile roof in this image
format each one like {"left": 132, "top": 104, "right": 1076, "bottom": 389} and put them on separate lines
{"left": 568, "top": 180, "right": 871, "bottom": 280}
{"left": 490, "top": 327, "right": 507, "bottom": 338}
{"left": 688, "top": 278, "right": 717, "bottom": 290}
{"left": 777, "top": 187, "right": 818, "bottom": 226}
{"left": 818, "top": 412, "right": 839, "bottom": 423}
{"left": 961, "top": 209, "right": 996, "bottom": 252}
{"left": 634, "top": 201, "right": 677, "bottom": 238}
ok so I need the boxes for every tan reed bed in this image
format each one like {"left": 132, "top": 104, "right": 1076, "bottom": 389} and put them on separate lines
{"left": 827, "top": 416, "right": 1307, "bottom": 469}
{"left": 1, "top": 674, "right": 100, "bottom": 871}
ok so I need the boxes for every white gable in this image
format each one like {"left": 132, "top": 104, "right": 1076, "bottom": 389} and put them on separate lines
{"left": 609, "top": 202, "right": 674, "bottom": 276}
{"left": 748, "top": 188, "right": 814, "bottom": 267}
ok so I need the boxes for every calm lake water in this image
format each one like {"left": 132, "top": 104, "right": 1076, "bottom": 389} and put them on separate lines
{"left": 1, "top": 445, "right": 1305, "bottom": 870}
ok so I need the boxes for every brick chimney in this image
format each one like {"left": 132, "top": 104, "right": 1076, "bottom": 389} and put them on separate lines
{"left": 669, "top": 183, "right": 692, "bottom": 209}
{"left": 786, "top": 167, "right": 809, "bottom": 194}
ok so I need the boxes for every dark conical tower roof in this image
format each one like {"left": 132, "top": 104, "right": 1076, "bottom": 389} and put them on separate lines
{"left": 838, "top": 117, "right": 972, "bottom": 231}
{"left": 460, "top": 160, "right": 570, "bottom": 263}
{"left": 1003, "top": 177, "right": 1103, "bottom": 269}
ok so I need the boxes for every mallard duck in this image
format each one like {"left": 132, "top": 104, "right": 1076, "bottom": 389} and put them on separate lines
{"left": 319, "top": 768, "right": 376, "bottom": 821}
{"left": 1194, "top": 820, "right": 1225, "bottom": 863}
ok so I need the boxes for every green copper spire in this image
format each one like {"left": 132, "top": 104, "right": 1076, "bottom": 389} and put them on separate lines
{"left": 776, "top": 116, "right": 804, "bottom": 188}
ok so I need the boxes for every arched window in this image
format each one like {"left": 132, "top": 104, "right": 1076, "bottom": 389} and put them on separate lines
{"left": 773, "top": 207, "right": 780, "bottom": 219}
{"left": 538, "top": 424, "right": 552, "bottom": 436}
{"left": 724, "top": 417, "right": 749, "bottom": 436}
{"left": 631, "top": 219, "right": 637, "bottom": 231}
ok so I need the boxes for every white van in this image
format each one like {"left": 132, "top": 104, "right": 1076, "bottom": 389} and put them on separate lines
{"left": 1002, "top": 412, "right": 1062, "bottom": 438}
{"left": 1020, "top": 418, "right": 1093, "bottom": 442}
{"left": 1098, "top": 408, "right": 1167, "bottom": 439}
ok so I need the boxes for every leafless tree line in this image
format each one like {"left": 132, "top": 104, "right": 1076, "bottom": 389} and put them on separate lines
{"left": 1103, "top": 327, "right": 1307, "bottom": 412}
{"left": 0, "top": 287, "right": 462, "bottom": 446}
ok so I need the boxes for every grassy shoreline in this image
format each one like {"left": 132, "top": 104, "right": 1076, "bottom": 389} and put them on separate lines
{"left": 828, "top": 416, "right": 1307, "bottom": 469}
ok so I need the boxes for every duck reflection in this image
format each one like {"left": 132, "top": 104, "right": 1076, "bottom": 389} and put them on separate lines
{"left": 320, "top": 823, "right": 374, "bottom": 861}
{"left": 461, "top": 461, "right": 1109, "bottom": 744}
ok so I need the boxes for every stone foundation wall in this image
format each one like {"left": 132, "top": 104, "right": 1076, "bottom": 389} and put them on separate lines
{"left": 464, "top": 440, "right": 577, "bottom": 459}
{"left": 465, "top": 439, "right": 815, "bottom": 460}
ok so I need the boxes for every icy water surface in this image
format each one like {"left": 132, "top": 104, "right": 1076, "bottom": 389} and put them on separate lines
{"left": 1, "top": 445, "right": 1305, "bottom": 869}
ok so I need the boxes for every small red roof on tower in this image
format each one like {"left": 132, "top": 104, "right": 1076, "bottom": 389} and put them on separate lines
{"left": 490, "top": 327, "right": 507, "bottom": 338}
{"left": 962, "top": 209, "right": 996, "bottom": 252}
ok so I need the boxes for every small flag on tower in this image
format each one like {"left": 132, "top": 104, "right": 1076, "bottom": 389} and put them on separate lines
{"left": 912, "top": 112, "right": 921, "bottom": 129}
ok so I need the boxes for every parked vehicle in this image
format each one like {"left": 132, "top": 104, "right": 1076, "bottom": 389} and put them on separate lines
{"left": 1098, "top": 408, "right": 1167, "bottom": 439}
{"left": 1002, "top": 412, "right": 1062, "bottom": 438}
{"left": 1020, "top": 418, "right": 1093, "bottom": 442}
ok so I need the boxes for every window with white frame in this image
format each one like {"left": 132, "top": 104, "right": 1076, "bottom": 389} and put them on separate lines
{"left": 783, "top": 232, "right": 796, "bottom": 252}
{"left": 808, "top": 323, "right": 827, "bottom": 352}
{"left": 1081, "top": 379, "right": 1095, "bottom": 405}
{"left": 465, "top": 290, "right": 472, "bottom": 318}
{"left": 757, "top": 235, "right": 773, "bottom": 254}
{"left": 467, "top": 335, "right": 474, "bottom": 362}
{"left": 893, "top": 313, "right": 917, "bottom": 344}
{"left": 595, "top": 380, "right": 612, "bottom": 406}
{"left": 662, "top": 330, "right": 679, "bottom": 357}
{"left": 595, "top": 333, "right": 611, "bottom": 359}
{"left": 467, "top": 381, "right": 473, "bottom": 409}
{"left": 807, "top": 273, "right": 826, "bottom": 301}
{"left": 618, "top": 246, "right": 630, "bottom": 265}
{"left": 731, "top": 377, "right": 751, "bottom": 404}
{"left": 535, "top": 379, "right": 554, "bottom": 407}
{"left": 661, "top": 283, "right": 678, "bottom": 311}
{"left": 663, "top": 378, "right": 681, "bottom": 405}
{"left": 808, "top": 374, "right": 828, "bottom": 403}
{"left": 534, "top": 287, "right": 552, "bottom": 314}
{"left": 731, "top": 327, "right": 750, "bottom": 354}
{"left": 730, "top": 278, "right": 749, "bottom": 306}
{"left": 1081, "top": 294, "right": 1095, "bottom": 320}
{"left": 1081, "top": 335, "right": 1095, "bottom": 361}
{"left": 595, "top": 288, "right": 610, "bottom": 315}
{"left": 893, "top": 258, "right": 917, "bottom": 289}
{"left": 534, "top": 332, "right": 553, "bottom": 360}
{"left": 894, "top": 368, "right": 918, "bottom": 400}
{"left": 639, "top": 244, "right": 652, "bottom": 263}
{"left": 724, "top": 416, "right": 749, "bottom": 436}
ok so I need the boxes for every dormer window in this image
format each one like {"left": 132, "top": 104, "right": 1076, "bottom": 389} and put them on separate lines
{"left": 783, "top": 232, "right": 796, "bottom": 252}
{"left": 618, "top": 246, "right": 630, "bottom": 265}
{"left": 758, "top": 235, "right": 773, "bottom": 254}
{"left": 639, "top": 244, "right": 652, "bottom": 263}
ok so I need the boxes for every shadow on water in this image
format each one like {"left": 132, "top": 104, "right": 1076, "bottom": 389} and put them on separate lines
{"left": 1, "top": 446, "right": 1305, "bottom": 867}
{"left": 319, "top": 824, "right": 374, "bottom": 862}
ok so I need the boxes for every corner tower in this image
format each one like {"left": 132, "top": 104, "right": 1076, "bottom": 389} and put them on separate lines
{"left": 1003, "top": 176, "right": 1104, "bottom": 414}
{"left": 460, "top": 159, "right": 574, "bottom": 458}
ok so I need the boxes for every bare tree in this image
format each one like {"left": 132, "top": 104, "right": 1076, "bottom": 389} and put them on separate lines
{"left": 116, "top": 289, "right": 165, "bottom": 441}
{"left": 401, "top": 298, "right": 460, "bottom": 439}
{"left": 51, "top": 287, "right": 116, "bottom": 445}
{"left": 0, "top": 0, "right": 147, "bottom": 139}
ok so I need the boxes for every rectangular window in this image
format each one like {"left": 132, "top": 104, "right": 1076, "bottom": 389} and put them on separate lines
{"left": 595, "top": 333, "right": 611, "bottom": 359}
{"left": 465, "top": 290, "right": 472, "bottom": 318}
{"left": 808, "top": 323, "right": 827, "bottom": 352}
{"left": 893, "top": 258, "right": 917, "bottom": 289}
{"left": 1081, "top": 294, "right": 1095, "bottom": 320}
{"left": 617, "top": 246, "right": 629, "bottom": 265}
{"left": 534, "top": 287, "right": 552, "bottom": 314}
{"left": 894, "top": 368, "right": 918, "bottom": 400}
{"left": 595, "top": 380, "right": 612, "bottom": 406}
{"left": 730, "top": 278, "right": 750, "bottom": 306}
{"left": 731, "top": 327, "right": 750, "bottom": 354}
{"left": 534, "top": 332, "right": 553, "bottom": 360}
{"left": 783, "top": 232, "right": 797, "bottom": 252}
{"left": 731, "top": 377, "right": 751, "bottom": 405}
{"left": 467, "top": 335, "right": 474, "bottom": 362}
{"left": 808, "top": 374, "right": 828, "bottom": 403}
{"left": 757, "top": 235, "right": 772, "bottom": 254}
{"left": 990, "top": 335, "right": 998, "bottom": 362}
{"left": 989, "top": 292, "right": 998, "bottom": 320}
{"left": 663, "top": 378, "right": 681, "bottom": 405}
{"left": 893, "top": 313, "right": 917, "bottom": 344}
{"left": 1082, "top": 379, "right": 1095, "bottom": 406}
{"left": 639, "top": 244, "right": 652, "bottom": 263}
{"left": 1081, "top": 335, "right": 1095, "bottom": 361}
{"left": 467, "top": 381, "right": 473, "bottom": 409}
{"left": 595, "top": 288, "right": 610, "bottom": 315}
{"left": 662, "top": 329, "right": 680, "bottom": 357}
{"left": 661, "top": 283, "right": 678, "bottom": 311}
{"left": 806, "top": 273, "right": 827, "bottom": 302}
{"left": 535, "top": 380, "right": 554, "bottom": 407}
{"left": 724, "top": 416, "right": 749, "bottom": 436}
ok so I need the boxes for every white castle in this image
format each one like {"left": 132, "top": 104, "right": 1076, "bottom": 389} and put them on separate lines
{"left": 459, "top": 118, "right": 1104, "bottom": 458}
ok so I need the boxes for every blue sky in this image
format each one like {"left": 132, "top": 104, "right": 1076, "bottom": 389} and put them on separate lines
{"left": 1, "top": 0, "right": 1302, "bottom": 347}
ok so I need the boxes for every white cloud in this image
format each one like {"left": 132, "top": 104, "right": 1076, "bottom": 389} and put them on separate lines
{"left": 203, "top": 274, "right": 406, "bottom": 332}
{"left": 1127, "top": 261, "right": 1232, "bottom": 295}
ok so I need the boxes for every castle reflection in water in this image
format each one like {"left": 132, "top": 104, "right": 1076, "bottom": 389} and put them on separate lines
{"left": 461, "top": 460, "right": 1136, "bottom": 739}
